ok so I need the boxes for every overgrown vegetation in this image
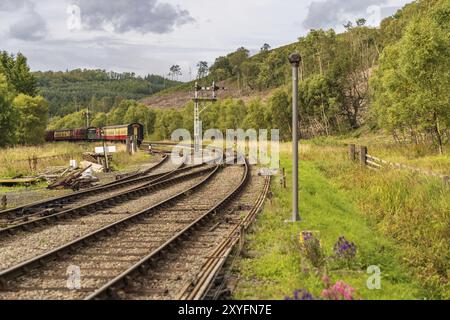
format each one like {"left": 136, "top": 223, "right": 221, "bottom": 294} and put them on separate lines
{"left": 233, "top": 144, "right": 424, "bottom": 300}
{"left": 370, "top": 0, "right": 450, "bottom": 154}
{"left": 234, "top": 142, "right": 448, "bottom": 300}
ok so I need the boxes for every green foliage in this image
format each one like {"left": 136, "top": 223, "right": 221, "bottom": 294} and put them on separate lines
{"left": 48, "top": 98, "right": 157, "bottom": 138}
{"left": 0, "top": 51, "right": 37, "bottom": 96}
{"left": 0, "top": 52, "right": 45, "bottom": 147}
{"left": 123, "top": 102, "right": 157, "bottom": 136}
{"left": 233, "top": 144, "right": 422, "bottom": 300}
{"left": 90, "top": 112, "right": 107, "bottom": 127}
{"left": 48, "top": 109, "right": 87, "bottom": 130}
{"left": 13, "top": 94, "right": 49, "bottom": 145}
{"left": 0, "top": 73, "right": 17, "bottom": 147}
{"left": 269, "top": 89, "right": 292, "bottom": 141}
{"left": 154, "top": 109, "right": 183, "bottom": 140}
{"left": 371, "top": 1, "right": 450, "bottom": 153}
{"left": 35, "top": 69, "right": 180, "bottom": 117}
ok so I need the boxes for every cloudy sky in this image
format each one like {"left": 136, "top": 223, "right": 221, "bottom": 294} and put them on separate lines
{"left": 0, "top": 0, "right": 410, "bottom": 81}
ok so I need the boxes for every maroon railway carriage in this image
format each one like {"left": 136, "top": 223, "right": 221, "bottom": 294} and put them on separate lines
{"left": 44, "top": 123, "right": 144, "bottom": 145}
{"left": 53, "top": 128, "right": 88, "bottom": 141}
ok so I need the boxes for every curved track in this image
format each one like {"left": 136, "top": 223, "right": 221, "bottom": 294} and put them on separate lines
{"left": 0, "top": 164, "right": 215, "bottom": 271}
{"left": 89, "top": 165, "right": 270, "bottom": 300}
{"left": 0, "top": 160, "right": 247, "bottom": 299}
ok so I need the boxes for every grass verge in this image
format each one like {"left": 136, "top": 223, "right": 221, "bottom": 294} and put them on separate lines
{"left": 233, "top": 143, "right": 448, "bottom": 300}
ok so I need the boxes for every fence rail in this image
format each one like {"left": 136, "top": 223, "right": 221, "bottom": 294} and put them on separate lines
{"left": 348, "top": 144, "right": 449, "bottom": 186}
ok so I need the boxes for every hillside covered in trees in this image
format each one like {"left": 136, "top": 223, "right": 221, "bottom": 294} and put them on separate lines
{"left": 141, "top": 0, "right": 449, "bottom": 152}
{"left": 35, "top": 70, "right": 180, "bottom": 117}
{"left": 1, "top": 0, "right": 448, "bottom": 155}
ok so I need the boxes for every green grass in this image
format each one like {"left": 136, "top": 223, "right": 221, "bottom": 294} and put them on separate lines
{"left": 233, "top": 144, "right": 440, "bottom": 300}
{"left": 0, "top": 143, "right": 155, "bottom": 194}
{"left": 310, "top": 132, "right": 450, "bottom": 175}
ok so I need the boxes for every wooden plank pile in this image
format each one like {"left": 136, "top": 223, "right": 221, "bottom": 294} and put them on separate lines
{"left": 47, "top": 165, "right": 99, "bottom": 190}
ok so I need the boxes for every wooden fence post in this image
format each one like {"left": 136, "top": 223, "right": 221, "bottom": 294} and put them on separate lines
{"left": 349, "top": 144, "right": 356, "bottom": 161}
{"left": 360, "top": 146, "right": 367, "bottom": 167}
{"left": 1, "top": 195, "right": 6, "bottom": 210}
{"left": 32, "top": 155, "right": 38, "bottom": 171}
{"left": 280, "top": 168, "right": 286, "bottom": 189}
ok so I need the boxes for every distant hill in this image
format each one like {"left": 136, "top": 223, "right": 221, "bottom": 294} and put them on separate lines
{"left": 34, "top": 69, "right": 180, "bottom": 117}
{"left": 140, "top": 0, "right": 432, "bottom": 113}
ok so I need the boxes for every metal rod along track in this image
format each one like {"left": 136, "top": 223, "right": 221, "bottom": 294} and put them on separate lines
{"left": 0, "top": 163, "right": 223, "bottom": 289}
{"left": 0, "top": 163, "right": 213, "bottom": 237}
{"left": 86, "top": 157, "right": 249, "bottom": 300}
{"left": 0, "top": 154, "right": 171, "bottom": 221}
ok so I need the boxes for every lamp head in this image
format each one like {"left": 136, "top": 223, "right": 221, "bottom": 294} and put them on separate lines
{"left": 288, "top": 53, "right": 301, "bottom": 67}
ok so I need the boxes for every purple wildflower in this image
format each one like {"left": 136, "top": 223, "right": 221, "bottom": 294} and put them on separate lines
{"left": 285, "top": 289, "right": 315, "bottom": 300}
{"left": 333, "top": 236, "right": 357, "bottom": 260}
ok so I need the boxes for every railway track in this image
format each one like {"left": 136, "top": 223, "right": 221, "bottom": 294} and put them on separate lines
{"left": 89, "top": 167, "right": 270, "bottom": 300}
{"left": 0, "top": 163, "right": 216, "bottom": 271}
{"left": 0, "top": 154, "right": 172, "bottom": 222}
{"left": 0, "top": 159, "right": 248, "bottom": 299}
{"left": 0, "top": 160, "right": 208, "bottom": 235}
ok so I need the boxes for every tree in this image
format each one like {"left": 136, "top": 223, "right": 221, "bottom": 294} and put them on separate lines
{"left": 91, "top": 112, "right": 107, "bottom": 127}
{"left": 107, "top": 99, "right": 136, "bottom": 125}
{"left": 227, "top": 47, "right": 250, "bottom": 75}
{"left": 261, "top": 43, "right": 271, "bottom": 53}
{"left": 123, "top": 103, "right": 157, "bottom": 137}
{"left": 11, "top": 53, "right": 37, "bottom": 96}
{"left": 13, "top": 94, "right": 48, "bottom": 145}
{"left": 197, "top": 61, "right": 209, "bottom": 79}
{"left": 268, "top": 89, "right": 292, "bottom": 141}
{"left": 154, "top": 109, "right": 183, "bottom": 140}
{"left": 0, "top": 73, "right": 17, "bottom": 147}
{"left": 243, "top": 98, "right": 268, "bottom": 131}
{"left": 210, "top": 56, "right": 232, "bottom": 80}
{"left": 371, "top": 6, "right": 450, "bottom": 153}
{"left": 0, "top": 52, "right": 37, "bottom": 96}
{"left": 47, "top": 109, "right": 86, "bottom": 130}
{"left": 299, "top": 74, "right": 341, "bottom": 137}
{"left": 169, "top": 65, "right": 182, "bottom": 81}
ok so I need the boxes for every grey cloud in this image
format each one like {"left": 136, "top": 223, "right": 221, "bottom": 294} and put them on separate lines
{"left": 1, "top": 0, "right": 49, "bottom": 41}
{"left": 9, "top": 9, "right": 48, "bottom": 41}
{"left": 76, "top": 0, "right": 195, "bottom": 34}
{"left": 0, "top": 0, "right": 30, "bottom": 11}
{"left": 303, "top": 0, "right": 387, "bottom": 29}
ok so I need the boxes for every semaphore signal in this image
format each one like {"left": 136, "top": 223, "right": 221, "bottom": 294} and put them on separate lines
{"left": 192, "top": 81, "right": 226, "bottom": 154}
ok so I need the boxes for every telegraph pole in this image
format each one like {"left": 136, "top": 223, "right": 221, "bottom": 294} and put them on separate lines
{"left": 86, "top": 103, "right": 91, "bottom": 127}
{"left": 288, "top": 53, "right": 301, "bottom": 222}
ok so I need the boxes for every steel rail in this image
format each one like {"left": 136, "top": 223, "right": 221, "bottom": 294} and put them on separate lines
{"left": 0, "top": 164, "right": 213, "bottom": 237}
{"left": 103, "top": 154, "right": 169, "bottom": 186}
{"left": 86, "top": 157, "right": 249, "bottom": 300}
{"left": 182, "top": 174, "right": 271, "bottom": 300}
{"left": 0, "top": 154, "right": 171, "bottom": 220}
{"left": 0, "top": 163, "right": 222, "bottom": 288}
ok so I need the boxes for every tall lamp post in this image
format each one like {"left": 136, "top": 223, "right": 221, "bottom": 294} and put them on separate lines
{"left": 288, "top": 53, "right": 301, "bottom": 222}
